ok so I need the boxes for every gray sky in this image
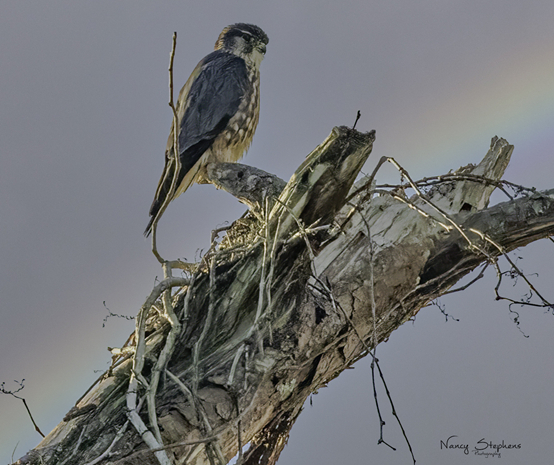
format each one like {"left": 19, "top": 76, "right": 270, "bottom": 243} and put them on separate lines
{"left": 1, "top": 1, "right": 554, "bottom": 464}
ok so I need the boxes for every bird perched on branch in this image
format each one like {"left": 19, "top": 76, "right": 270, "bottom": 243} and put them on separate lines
{"left": 145, "top": 23, "right": 269, "bottom": 236}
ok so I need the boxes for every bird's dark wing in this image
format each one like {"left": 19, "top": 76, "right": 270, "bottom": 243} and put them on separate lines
{"left": 145, "top": 51, "right": 248, "bottom": 236}
{"left": 176, "top": 51, "right": 249, "bottom": 177}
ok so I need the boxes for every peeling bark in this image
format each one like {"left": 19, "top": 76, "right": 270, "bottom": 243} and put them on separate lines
{"left": 14, "top": 128, "right": 554, "bottom": 465}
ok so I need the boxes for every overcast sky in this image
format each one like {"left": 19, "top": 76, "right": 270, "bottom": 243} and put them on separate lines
{"left": 1, "top": 1, "right": 554, "bottom": 464}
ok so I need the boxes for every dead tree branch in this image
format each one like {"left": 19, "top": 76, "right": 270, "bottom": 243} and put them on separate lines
{"left": 1, "top": 381, "right": 45, "bottom": 439}
{"left": 13, "top": 129, "right": 554, "bottom": 465}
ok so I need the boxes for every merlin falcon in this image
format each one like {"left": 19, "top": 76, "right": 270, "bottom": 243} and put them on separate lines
{"left": 144, "top": 23, "right": 269, "bottom": 236}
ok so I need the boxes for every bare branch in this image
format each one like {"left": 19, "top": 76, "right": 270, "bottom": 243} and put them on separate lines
{"left": 1, "top": 381, "right": 45, "bottom": 438}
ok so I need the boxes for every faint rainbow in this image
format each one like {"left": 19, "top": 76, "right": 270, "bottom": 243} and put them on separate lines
{"left": 410, "top": 42, "right": 554, "bottom": 165}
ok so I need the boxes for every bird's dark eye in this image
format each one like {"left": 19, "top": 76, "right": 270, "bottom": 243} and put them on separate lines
{"left": 243, "top": 34, "right": 252, "bottom": 42}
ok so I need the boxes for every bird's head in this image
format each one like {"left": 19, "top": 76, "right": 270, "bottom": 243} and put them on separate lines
{"left": 215, "top": 23, "right": 269, "bottom": 67}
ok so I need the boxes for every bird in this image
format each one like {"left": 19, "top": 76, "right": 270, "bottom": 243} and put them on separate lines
{"left": 144, "top": 23, "right": 269, "bottom": 236}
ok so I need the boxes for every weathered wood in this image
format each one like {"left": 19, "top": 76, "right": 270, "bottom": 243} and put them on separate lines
{"left": 14, "top": 129, "right": 554, "bottom": 465}
{"left": 424, "top": 135, "right": 514, "bottom": 213}
{"left": 206, "top": 163, "right": 286, "bottom": 211}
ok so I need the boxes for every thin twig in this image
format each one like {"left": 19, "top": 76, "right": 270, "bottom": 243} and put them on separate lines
{"left": 314, "top": 278, "right": 416, "bottom": 462}
{"left": 342, "top": 196, "right": 398, "bottom": 452}
{"left": 81, "top": 420, "right": 130, "bottom": 465}
{"left": 265, "top": 197, "right": 281, "bottom": 345}
{"left": 237, "top": 418, "right": 243, "bottom": 465}
{"left": 227, "top": 344, "right": 246, "bottom": 387}
{"left": 442, "top": 263, "right": 489, "bottom": 295}
{"left": 355, "top": 171, "right": 535, "bottom": 204}
{"left": 166, "top": 369, "right": 196, "bottom": 409}
{"left": 360, "top": 200, "right": 398, "bottom": 451}
{"left": 373, "top": 361, "right": 417, "bottom": 464}
{"left": 273, "top": 197, "right": 317, "bottom": 263}
{"left": 20, "top": 397, "right": 45, "bottom": 437}
{"left": 166, "top": 30, "right": 181, "bottom": 226}
{"left": 370, "top": 360, "right": 395, "bottom": 450}
{"left": 388, "top": 158, "right": 487, "bottom": 254}
{"left": 211, "top": 224, "right": 232, "bottom": 243}
{"left": 352, "top": 110, "right": 361, "bottom": 130}
{"left": 374, "top": 174, "right": 523, "bottom": 200}
{"left": 182, "top": 269, "right": 198, "bottom": 323}
{"left": 430, "top": 299, "right": 460, "bottom": 322}
{"left": 123, "top": 434, "right": 223, "bottom": 462}
{"left": 345, "top": 156, "right": 390, "bottom": 203}
{"left": 193, "top": 256, "right": 217, "bottom": 392}
{"left": 230, "top": 393, "right": 244, "bottom": 465}
{"left": 165, "top": 370, "right": 232, "bottom": 465}
{"left": 470, "top": 228, "right": 554, "bottom": 309}
{"left": 11, "top": 441, "right": 19, "bottom": 463}
{"left": 1, "top": 381, "right": 45, "bottom": 437}
{"left": 151, "top": 32, "right": 181, "bottom": 263}
{"left": 247, "top": 199, "right": 270, "bottom": 355}
{"left": 372, "top": 189, "right": 452, "bottom": 231}
{"left": 151, "top": 222, "right": 164, "bottom": 263}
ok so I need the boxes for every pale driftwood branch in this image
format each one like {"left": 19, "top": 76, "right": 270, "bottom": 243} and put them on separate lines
{"left": 14, "top": 128, "right": 554, "bottom": 465}
{"left": 206, "top": 163, "right": 286, "bottom": 211}
{"left": 125, "top": 274, "right": 189, "bottom": 465}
